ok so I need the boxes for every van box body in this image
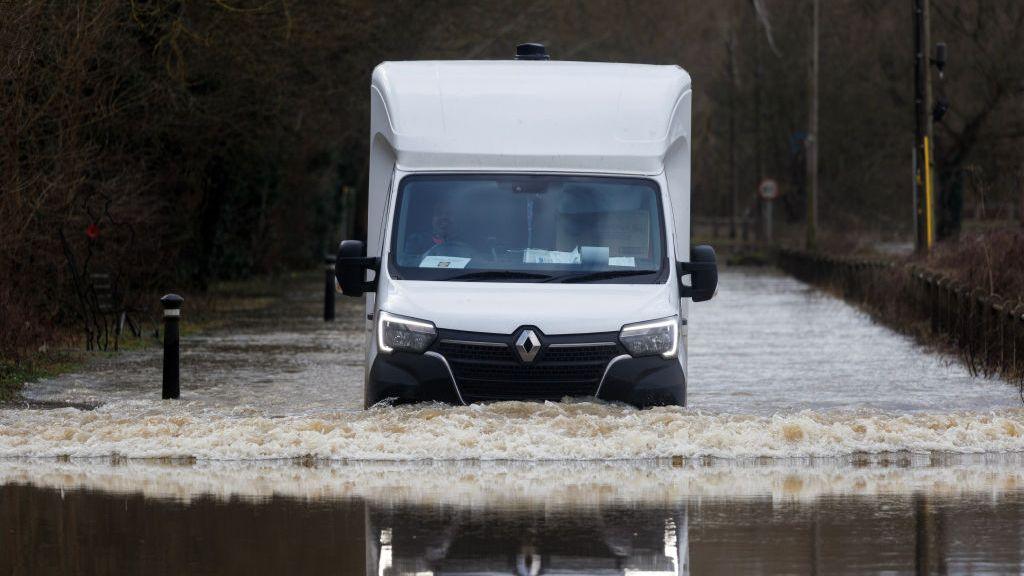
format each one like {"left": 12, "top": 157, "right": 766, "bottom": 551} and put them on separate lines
{"left": 338, "top": 59, "right": 715, "bottom": 408}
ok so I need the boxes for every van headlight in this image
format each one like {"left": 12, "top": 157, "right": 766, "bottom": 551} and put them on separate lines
{"left": 378, "top": 311, "right": 437, "bottom": 354}
{"left": 619, "top": 317, "right": 678, "bottom": 358}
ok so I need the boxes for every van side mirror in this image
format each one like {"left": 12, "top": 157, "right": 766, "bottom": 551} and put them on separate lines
{"left": 335, "top": 240, "right": 379, "bottom": 297}
{"left": 678, "top": 244, "right": 718, "bottom": 302}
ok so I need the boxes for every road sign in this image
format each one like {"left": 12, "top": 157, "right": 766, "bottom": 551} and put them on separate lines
{"left": 758, "top": 178, "right": 780, "bottom": 201}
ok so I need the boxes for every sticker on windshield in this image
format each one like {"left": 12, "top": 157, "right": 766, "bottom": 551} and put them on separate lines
{"left": 523, "top": 248, "right": 580, "bottom": 264}
{"left": 419, "top": 256, "right": 471, "bottom": 269}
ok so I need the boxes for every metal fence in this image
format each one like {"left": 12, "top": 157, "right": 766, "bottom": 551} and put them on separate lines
{"left": 692, "top": 217, "right": 757, "bottom": 242}
{"left": 778, "top": 248, "right": 1024, "bottom": 388}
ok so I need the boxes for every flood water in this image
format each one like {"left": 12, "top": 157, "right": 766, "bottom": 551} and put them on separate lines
{"left": 2, "top": 268, "right": 1023, "bottom": 574}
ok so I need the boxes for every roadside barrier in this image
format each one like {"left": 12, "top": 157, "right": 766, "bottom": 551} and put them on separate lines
{"left": 692, "top": 216, "right": 757, "bottom": 242}
{"left": 160, "top": 294, "right": 183, "bottom": 399}
{"left": 778, "top": 249, "right": 1024, "bottom": 388}
{"left": 324, "top": 254, "right": 336, "bottom": 322}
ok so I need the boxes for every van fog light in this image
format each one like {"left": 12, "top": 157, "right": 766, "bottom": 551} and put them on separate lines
{"left": 378, "top": 311, "right": 436, "bottom": 353}
{"left": 619, "top": 317, "right": 678, "bottom": 358}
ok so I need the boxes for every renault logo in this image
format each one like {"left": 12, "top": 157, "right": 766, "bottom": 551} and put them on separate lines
{"left": 514, "top": 329, "right": 541, "bottom": 363}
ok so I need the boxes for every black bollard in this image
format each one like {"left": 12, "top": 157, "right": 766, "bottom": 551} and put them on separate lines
{"left": 324, "top": 254, "right": 336, "bottom": 322}
{"left": 160, "top": 294, "right": 183, "bottom": 399}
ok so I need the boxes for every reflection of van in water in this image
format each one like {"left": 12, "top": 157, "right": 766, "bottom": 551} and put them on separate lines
{"left": 365, "top": 500, "right": 688, "bottom": 575}
{"left": 336, "top": 44, "right": 717, "bottom": 409}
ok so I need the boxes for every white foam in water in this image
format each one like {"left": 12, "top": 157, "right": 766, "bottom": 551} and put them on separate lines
{"left": 2, "top": 457, "right": 1023, "bottom": 504}
{"left": 1, "top": 400, "right": 1022, "bottom": 460}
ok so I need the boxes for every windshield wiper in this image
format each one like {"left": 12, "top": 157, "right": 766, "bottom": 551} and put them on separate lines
{"left": 444, "top": 270, "right": 553, "bottom": 282}
{"left": 554, "top": 269, "right": 657, "bottom": 283}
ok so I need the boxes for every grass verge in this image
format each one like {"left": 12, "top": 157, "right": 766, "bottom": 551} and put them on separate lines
{"left": 0, "top": 269, "right": 320, "bottom": 401}
{"left": 0, "top": 352, "right": 83, "bottom": 402}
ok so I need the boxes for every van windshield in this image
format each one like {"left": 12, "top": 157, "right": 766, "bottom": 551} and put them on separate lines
{"left": 389, "top": 175, "right": 666, "bottom": 283}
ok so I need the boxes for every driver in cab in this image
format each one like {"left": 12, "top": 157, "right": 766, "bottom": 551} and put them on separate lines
{"left": 414, "top": 201, "right": 476, "bottom": 268}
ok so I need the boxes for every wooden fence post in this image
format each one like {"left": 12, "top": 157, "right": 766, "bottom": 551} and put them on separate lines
{"left": 936, "top": 277, "right": 946, "bottom": 334}
{"left": 993, "top": 298, "right": 1005, "bottom": 370}
{"left": 943, "top": 278, "right": 953, "bottom": 336}
{"left": 1013, "top": 303, "right": 1024, "bottom": 380}
{"left": 959, "top": 284, "right": 971, "bottom": 352}
{"left": 929, "top": 273, "right": 939, "bottom": 335}
{"left": 975, "top": 290, "right": 988, "bottom": 369}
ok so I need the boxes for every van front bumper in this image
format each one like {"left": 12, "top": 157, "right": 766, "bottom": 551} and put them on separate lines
{"left": 365, "top": 351, "right": 685, "bottom": 409}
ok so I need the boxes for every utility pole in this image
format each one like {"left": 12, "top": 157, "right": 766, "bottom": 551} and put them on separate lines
{"left": 728, "top": 30, "right": 739, "bottom": 240}
{"left": 913, "top": 0, "right": 935, "bottom": 252}
{"left": 806, "top": 0, "right": 819, "bottom": 250}
{"left": 755, "top": 22, "right": 764, "bottom": 241}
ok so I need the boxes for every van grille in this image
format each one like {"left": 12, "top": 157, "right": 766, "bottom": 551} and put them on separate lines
{"left": 436, "top": 333, "right": 621, "bottom": 403}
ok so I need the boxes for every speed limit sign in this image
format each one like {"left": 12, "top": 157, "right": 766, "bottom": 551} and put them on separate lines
{"left": 758, "top": 178, "right": 780, "bottom": 201}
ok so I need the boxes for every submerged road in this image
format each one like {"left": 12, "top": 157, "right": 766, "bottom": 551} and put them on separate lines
{"left": 2, "top": 267, "right": 1023, "bottom": 574}
{"left": 6, "top": 267, "right": 1020, "bottom": 459}
{"left": 691, "top": 270, "right": 1019, "bottom": 413}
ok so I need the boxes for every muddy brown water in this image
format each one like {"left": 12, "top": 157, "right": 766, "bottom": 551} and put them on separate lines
{"left": 2, "top": 268, "right": 1023, "bottom": 574}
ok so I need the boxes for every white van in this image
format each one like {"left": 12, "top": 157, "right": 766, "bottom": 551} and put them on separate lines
{"left": 336, "top": 44, "right": 717, "bottom": 409}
